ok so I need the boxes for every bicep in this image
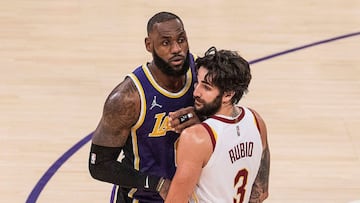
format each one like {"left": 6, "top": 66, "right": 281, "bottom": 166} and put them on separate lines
{"left": 166, "top": 126, "right": 212, "bottom": 202}
{"left": 249, "top": 108, "right": 268, "bottom": 149}
{"left": 249, "top": 108, "right": 270, "bottom": 202}
{"left": 92, "top": 78, "right": 140, "bottom": 147}
{"left": 173, "top": 137, "right": 204, "bottom": 191}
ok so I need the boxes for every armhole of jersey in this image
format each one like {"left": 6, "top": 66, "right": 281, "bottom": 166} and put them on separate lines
{"left": 200, "top": 123, "right": 216, "bottom": 151}
{"left": 248, "top": 108, "right": 265, "bottom": 151}
{"left": 126, "top": 73, "right": 146, "bottom": 171}
{"left": 126, "top": 73, "right": 146, "bottom": 128}
{"left": 248, "top": 108, "right": 261, "bottom": 132}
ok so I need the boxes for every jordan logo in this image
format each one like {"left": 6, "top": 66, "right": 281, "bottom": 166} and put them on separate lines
{"left": 150, "top": 96, "right": 162, "bottom": 110}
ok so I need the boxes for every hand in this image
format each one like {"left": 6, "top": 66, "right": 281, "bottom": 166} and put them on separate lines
{"left": 168, "top": 106, "right": 200, "bottom": 133}
{"left": 159, "top": 179, "right": 171, "bottom": 200}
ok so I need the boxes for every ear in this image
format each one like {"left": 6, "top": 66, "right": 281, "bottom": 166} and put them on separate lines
{"left": 145, "top": 37, "right": 152, "bottom": 53}
{"left": 222, "top": 91, "right": 235, "bottom": 103}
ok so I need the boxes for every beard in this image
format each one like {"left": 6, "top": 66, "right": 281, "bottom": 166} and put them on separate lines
{"left": 194, "top": 94, "right": 222, "bottom": 119}
{"left": 152, "top": 49, "right": 190, "bottom": 77}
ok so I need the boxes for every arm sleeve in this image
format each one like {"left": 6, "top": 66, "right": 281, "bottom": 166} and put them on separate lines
{"left": 88, "top": 143, "right": 161, "bottom": 191}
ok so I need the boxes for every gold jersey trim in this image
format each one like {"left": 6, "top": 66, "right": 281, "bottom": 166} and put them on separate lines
{"left": 141, "top": 63, "right": 192, "bottom": 98}
{"left": 126, "top": 73, "right": 147, "bottom": 171}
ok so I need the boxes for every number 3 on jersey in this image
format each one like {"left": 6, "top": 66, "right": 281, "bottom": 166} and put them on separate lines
{"left": 234, "top": 168, "right": 249, "bottom": 203}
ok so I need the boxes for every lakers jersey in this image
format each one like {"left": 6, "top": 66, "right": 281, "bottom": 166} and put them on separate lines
{"left": 190, "top": 107, "right": 263, "bottom": 203}
{"left": 122, "top": 54, "right": 196, "bottom": 202}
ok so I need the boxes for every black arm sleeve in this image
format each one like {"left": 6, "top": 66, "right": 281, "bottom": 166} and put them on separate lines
{"left": 88, "top": 143, "right": 161, "bottom": 191}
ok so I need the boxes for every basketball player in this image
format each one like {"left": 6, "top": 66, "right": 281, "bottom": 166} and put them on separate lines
{"left": 165, "top": 47, "right": 270, "bottom": 203}
{"left": 88, "top": 12, "right": 199, "bottom": 202}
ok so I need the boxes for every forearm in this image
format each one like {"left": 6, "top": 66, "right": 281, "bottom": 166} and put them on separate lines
{"left": 165, "top": 162, "right": 201, "bottom": 202}
{"left": 249, "top": 184, "right": 268, "bottom": 203}
{"left": 249, "top": 145, "right": 270, "bottom": 202}
{"left": 89, "top": 143, "right": 161, "bottom": 191}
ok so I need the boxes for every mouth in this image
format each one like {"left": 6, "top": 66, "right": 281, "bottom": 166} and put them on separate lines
{"left": 194, "top": 99, "right": 203, "bottom": 107}
{"left": 169, "top": 56, "right": 184, "bottom": 66}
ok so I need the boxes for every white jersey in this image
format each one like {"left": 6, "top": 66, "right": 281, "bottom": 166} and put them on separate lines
{"left": 190, "top": 106, "right": 263, "bottom": 203}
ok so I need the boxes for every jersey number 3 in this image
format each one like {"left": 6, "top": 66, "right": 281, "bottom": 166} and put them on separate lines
{"left": 234, "top": 168, "right": 249, "bottom": 203}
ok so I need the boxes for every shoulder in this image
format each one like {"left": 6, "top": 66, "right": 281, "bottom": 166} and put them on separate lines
{"left": 104, "top": 77, "right": 139, "bottom": 109}
{"left": 92, "top": 77, "right": 141, "bottom": 146}
{"left": 108, "top": 77, "right": 138, "bottom": 99}
{"left": 102, "top": 77, "right": 141, "bottom": 122}
{"left": 247, "top": 107, "right": 268, "bottom": 148}
{"left": 181, "top": 124, "right": 209, "bottom": 143}
{"left": 178, "top": 123, "right": 214, "bottom": 167}
{"left": 180, "top": 124, "right": 213, "bottom": 152}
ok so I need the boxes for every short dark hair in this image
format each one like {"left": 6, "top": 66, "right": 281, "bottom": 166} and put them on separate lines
{"left": 147, "top": 11, "right": 184, "bottom": 35}
{"left": 195, "top": 47, "right": 252, "bottom": 104}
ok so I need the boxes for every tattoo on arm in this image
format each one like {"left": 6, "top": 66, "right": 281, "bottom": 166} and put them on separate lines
{"left": 249, "top": 142, "right": 270, "bottom": 203}
{"left": 93, "top": 78, "right": 140, "bottom": 147}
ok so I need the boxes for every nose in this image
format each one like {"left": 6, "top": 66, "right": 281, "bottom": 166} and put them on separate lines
{"left": 170, "top": 41, "right": 181, "bottom": 54}
{"left": 193, "top": 83, "right": 200, "bottom": 97}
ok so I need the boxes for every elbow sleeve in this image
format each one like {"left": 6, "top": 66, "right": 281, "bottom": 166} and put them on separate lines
{"left": 88, "top": 143, "right": 122, "bottom": 180}
{"left": 88, "top": 143, "right": 161, "bottom": 191}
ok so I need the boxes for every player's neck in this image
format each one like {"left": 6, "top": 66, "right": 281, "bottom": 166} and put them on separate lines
{"left": 216, "top": 104, "right": 239, "bottom": 118}
{"left": 148, "top": 62, "right": 186, "bottom": 93}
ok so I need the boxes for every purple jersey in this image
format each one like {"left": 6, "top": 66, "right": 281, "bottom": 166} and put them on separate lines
{"left": 120, "top": 54, "right": 196, "bottom": 202}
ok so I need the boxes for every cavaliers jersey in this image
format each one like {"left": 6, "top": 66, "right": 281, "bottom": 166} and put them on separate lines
{"left": 190, "top": 107, "right": 263, "bottom": 203}
{"left": 120, "top": 54, "right": 196, "bottom": 203}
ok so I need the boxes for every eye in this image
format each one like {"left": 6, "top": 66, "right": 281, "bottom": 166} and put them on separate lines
{"left": 178, "top": 37, "right": 185, "bottom": 44}
{"left": 204, "top": 85, "right": 212, "bottom": 91}
{"left": 162, "top": 40, "right": 169, "bottom": 46}
{"left": 198, "top": 82, "right": 212, "bottom": 91}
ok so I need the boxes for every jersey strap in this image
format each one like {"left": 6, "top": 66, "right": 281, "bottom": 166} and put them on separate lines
{"left": 200, "top": 123, "right": 217, "bottom": 151}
